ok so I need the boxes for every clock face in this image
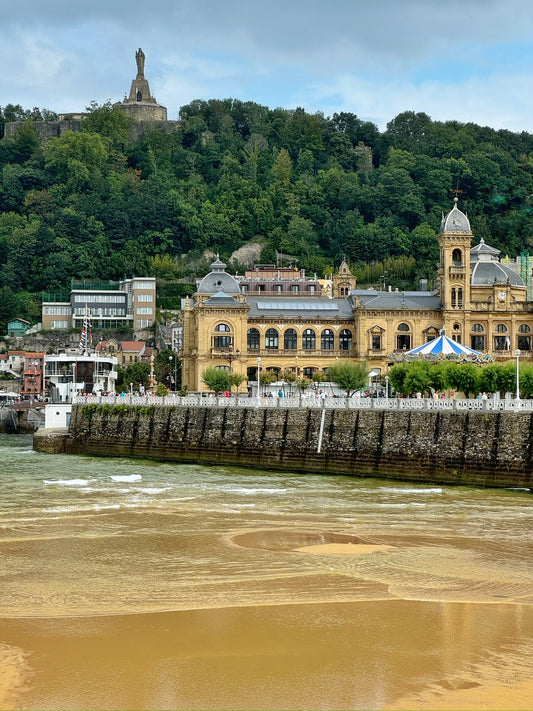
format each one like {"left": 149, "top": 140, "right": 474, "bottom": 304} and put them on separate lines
{"left": 498, "top": 291, "right": 506, "bottom": 301}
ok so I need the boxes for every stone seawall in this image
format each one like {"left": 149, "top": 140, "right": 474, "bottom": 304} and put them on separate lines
{"left": 32, "top": 404, "right": 533, "bottom": 489}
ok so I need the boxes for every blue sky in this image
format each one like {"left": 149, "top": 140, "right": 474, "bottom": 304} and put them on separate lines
{"left": 2, "top": 0, "right": 533, "bottom": 132}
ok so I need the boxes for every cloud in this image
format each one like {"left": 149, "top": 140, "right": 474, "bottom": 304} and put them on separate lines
{"left": 2, "top": 0, "right": 533, "bottom": 131}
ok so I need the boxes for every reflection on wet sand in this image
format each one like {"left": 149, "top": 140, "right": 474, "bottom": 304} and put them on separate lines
{"left": 1, "top": 601, "right": 533, "bottom": 711}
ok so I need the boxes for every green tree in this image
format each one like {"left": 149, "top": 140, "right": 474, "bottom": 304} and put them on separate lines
{"left": 202, "top": 367, "right": 233, "bottom": 394}
{"left": 327, "top": 360, "right": 368, "bottom": 397}
{"left": 448, "top": 363, "right": 480, "bottom": 398}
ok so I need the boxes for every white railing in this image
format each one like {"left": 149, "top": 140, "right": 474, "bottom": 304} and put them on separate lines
{"left": 71, "top": 394, "right": 533, "bottom": 413}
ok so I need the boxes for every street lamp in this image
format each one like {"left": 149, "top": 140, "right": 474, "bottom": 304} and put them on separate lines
{"left": 515, "top": 349, "right": 521, "bottom": 401}
{"left": 257, "top": 356, "right": 261, "bottom": 400}
{"left": 169, "top": 355, "right": 173, "bottom": 391}
{"left": 385, "top": 375, "right": 389, "bottom": 401}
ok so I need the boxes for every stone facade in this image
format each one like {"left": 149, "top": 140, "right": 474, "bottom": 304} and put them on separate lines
{"left": 36, "top": 403, "right": 533, "bottom": 489}
{"left": 181, "top": 199, "right": 533, "bottom": 391}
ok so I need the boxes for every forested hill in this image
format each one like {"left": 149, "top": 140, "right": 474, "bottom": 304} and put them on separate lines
{"left": 1, "top": 99, "right": 533, "bottom": 330}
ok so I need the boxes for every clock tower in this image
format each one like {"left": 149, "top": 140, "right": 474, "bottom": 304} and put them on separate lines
{"left": 437, "top": 198, "right": 473, "bottom": 312}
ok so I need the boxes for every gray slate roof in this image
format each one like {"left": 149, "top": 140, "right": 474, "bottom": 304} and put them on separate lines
{"left": 440, "top": 200, "right": 471, "bottom": 232}
{"left": 471, "top": 262, "right": 525, "bottom": 287}
{"left": 246, "top": 297, "right": 354, "bottom": 319}
{"left": 353, "top": 289, "right": 441, "bottom": 310}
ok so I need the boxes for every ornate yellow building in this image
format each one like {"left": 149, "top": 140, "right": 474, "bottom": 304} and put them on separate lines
{"left": 181, "top": 199, "right": 533, "bottom": 390}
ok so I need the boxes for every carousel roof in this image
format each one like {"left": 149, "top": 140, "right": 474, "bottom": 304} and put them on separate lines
{"left": 407, "top": 333, "right": 480, "bottom": 357}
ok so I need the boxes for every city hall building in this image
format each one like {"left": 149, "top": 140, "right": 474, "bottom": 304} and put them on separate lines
{"left": 181, "top": 199, "right": 533, "bottom": 391}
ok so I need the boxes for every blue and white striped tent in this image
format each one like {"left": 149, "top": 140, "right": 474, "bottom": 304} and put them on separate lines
{"left": 406, "top": 333, "right": 481, "bottom": 358}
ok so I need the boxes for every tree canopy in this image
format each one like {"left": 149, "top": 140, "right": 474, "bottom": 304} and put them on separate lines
{"left": 2, "top": 100, "right": 533, "bottom": 331}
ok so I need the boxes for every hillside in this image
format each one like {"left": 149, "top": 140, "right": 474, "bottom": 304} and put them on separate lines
{"left": 1, "top": 99, "right": 533, "bottom": 332}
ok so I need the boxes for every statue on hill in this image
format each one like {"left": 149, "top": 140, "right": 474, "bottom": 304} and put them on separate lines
{"left": 136, "top": 48, "right": 145, "bottom": 78}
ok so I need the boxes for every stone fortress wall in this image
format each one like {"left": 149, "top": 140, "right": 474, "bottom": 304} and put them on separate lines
{"left": 34, "top": 403, "right": 533, "bottom": 489}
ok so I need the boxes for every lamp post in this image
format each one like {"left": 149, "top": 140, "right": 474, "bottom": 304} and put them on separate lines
{"left": 168, "top": 355, "right": 173, "bottom": 391}
{"left": 257, "top": 356, "right": 261, "bottom": 400}
{"left": 515, "top": 349, "right": 521, "bottom": 401}
{"left": 385, "top": 375, "right": 389, "bottom": 401}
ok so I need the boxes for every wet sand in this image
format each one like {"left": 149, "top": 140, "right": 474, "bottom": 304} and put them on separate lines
{"left": 1, "top": 598, "right": 533, "bottom": 710}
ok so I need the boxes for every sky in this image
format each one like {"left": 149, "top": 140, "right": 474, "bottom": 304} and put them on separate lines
{"left": 2, "top": 0, "right": 533, "bottom": 133}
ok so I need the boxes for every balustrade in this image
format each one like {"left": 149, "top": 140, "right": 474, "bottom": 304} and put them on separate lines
{"left": 73, "top": 394, "right": 533, "bottom": 413}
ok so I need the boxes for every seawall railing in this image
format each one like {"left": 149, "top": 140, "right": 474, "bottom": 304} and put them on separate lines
{"left": 72, "top": 394, "right": 533, "bottom": 413}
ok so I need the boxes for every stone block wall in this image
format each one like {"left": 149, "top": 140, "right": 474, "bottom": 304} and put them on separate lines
{"left": 40, "top": 404, "right": 533, "bottom": 489}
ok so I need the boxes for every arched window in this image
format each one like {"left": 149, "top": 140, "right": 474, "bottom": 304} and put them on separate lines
{"left": 321, "top": 329, "right": 334, "bottom": 350}
{"left": 302, "top": 329, "right": 316, "bottom": 350}
{"left": 451, "top": 287, "right": 463, "bottom": 308}
{"left": 247, "top": 328, "right": 260, "bottom": 350}
{"left": 215, "top": 323, "right": 230, "bottom": 332}
{"left": 452, "top": 248, "right": 462, "bottom": 265}
{"left": 284, "top": 328, "right": 297, "bottom": 350}
{"left": 494, "top": 324, "right": 509, "bottom": 351}
{"left": 265, "top": 328, "right": 279, "bottom": 349}
{"left": 339, "top": 329, "right": 352, "bottom": 350}
{"left": 396, "top": 323, "right": 410, "bottom": 350}
{"left": 518, "top": 324, "right": 531, "bottom": 351}
{"left": 213, "top": 323, "right": 232, "bottom": 348}
{"left": 471, "top": 324, "right": 485, "bottom": 351}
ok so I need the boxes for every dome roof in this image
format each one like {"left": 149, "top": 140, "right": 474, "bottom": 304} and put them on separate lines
{"left": 196, "top": 257, "right": 241, "bottom": 295}
{"left": 471, "top": 261, "right": 525, "bottom": 287}
{"left": 440, "top": 198, "right": 471, "bottom": 232}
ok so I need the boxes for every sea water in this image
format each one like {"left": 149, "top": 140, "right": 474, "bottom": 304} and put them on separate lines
{"left": 0, "top": 433, "right": 532, "bottom": 709}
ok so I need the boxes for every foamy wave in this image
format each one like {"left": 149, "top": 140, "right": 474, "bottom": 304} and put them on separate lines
{"left": 110, "top": 474, "right": 142, "bottom": 482}
{"left": 43, "top": 478, "right": 92, "bottom": 487}
{"left": 380, "top": 487, "right": 442, "bottom": 494}
{"left": 133, "top": 487, "right": 171, "bottom": 495}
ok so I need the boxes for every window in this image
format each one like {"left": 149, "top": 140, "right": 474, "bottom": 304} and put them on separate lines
{"left": 302, "top": 329, "right": 316, "bottom": 349}
{"left": 452, "top": 248, "right": 462, "bottom": 264}
{"left": 309, "top": 285, "right": 316, "bottom": 293}
{"left": 275, "top": 284, "right": 282, "bottom": 292}
{"left": 292, "top": 285, "right": 299, "bottom": 293}
{"left": 495, "top": 323, "right": 508, "bottom": 333}
{"left": 284, "top": 328, "right": 297, "bottom": 349}
{"left": 137, "top": 294, "right": 153, "bottom": 302}
{"left": 518, "top": 324, "right": 531, "bottom": 351}
{"left": 471, "top": 335, "right": 485, "bottom": 350}
{"left": 372, "top": 334, "right": 381, "bottom": 350}
{"left": 396, "top": 323, "right": 411, "bottom": 350}
{"left": 303, "top": 367, "right": 315, "bottom": 378}
{"left": 51, "top": 320, "right": 69, "bottom": 329}
{"left": 247, "top": 328, "right": 260, "bottom": 350}
{"left": 135, "top": 281, "right": 154, "bottom": 289}
{"left": 136, "top": 307, "right": 153, "bottom": 315}
{"left": 494, "top": 336, "right": 508, "bottom": 351}
{"left": 136, "top": 319, "right": 151, "bottom": 328}
{"left": 472, "top": 323, "right": 484, "bottom": 333}
{"left": 265, "top": 328, "right": 279, "bottom": 349}
{"left": 213, "top": 335, "right": 232, "bottom": 348}
{"left": 339, "top": 329, "right": 352, "bottom": 350}
{"left": 451, "top": 287, "right": 463, "bottom": 308}
{"left": 321, "top": 329, "right": 334, "bottom": 350}
{"left": 213, "top": 324, "right": 232, "bottom": 348}
{"left": 44, "top": 306, "right": 71, "bottom": 315}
